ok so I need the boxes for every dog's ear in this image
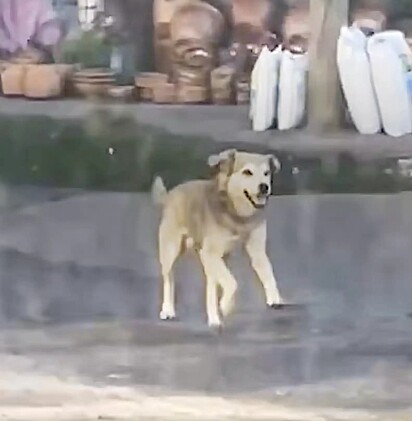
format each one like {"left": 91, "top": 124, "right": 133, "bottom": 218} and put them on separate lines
{"left": 208, "top": 149, "right": 237, "bottom": 174}
{"left": 208, "top": 149, "right": 237, "bottom": 191}
{"left": 268, "top": 154, "right": 281, "bottom": 195}
{"left": 268, "top": 154, "right": 281, "bottom": 174}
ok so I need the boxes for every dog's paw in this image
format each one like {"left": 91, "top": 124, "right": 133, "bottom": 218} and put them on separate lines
{"left": 208, "top": 318, "right": 223, "bottom": 330}
{"left": 267, "top": 295, "right": 284, "bottom": 309}
{"left": 208, "top": 323, "right": 223, "bottom": 335}
{"left": 160, "top": 310, "right": 176, "bottom": 321}
{"left": 268, "top": 303, "right": 285, "bottom": 310}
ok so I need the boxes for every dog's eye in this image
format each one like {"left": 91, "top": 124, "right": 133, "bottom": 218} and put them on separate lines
{"left": 264, "top": 171, "right": 270, "bottom": 176}
{"left": 243, "top": 169, "right": 253, "bottom": 176}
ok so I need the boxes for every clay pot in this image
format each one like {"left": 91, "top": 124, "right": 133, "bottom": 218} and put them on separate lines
{"left": 153, "top": 82, "right": 176, "bottom": 103}
{"left": 154, "top": 0, "right": 196, "bottom": 27}
{"left": 177, "top": 85, "right": 208, "bottom": 103}
{"left": 173, "top": 64, "right": 210, "bottom": 87}
{"left": 108, "top": 85, "right": 136, "bottom": 102}
{"left": 235, "top": 77, "right": 250, "bottom": 105}
{"left": 153, "top": 0, "right": 198, "bottom": 74}
{"left": 282, "top": 6, "right": 310, "bottom": 49}
{"left": 1, "top": 64, "right": 27, "bottom": 96}
{"left": 171, "top": 2, "right": 224, "bottom": 102}
{"left": 73, "top": 82, "right": 113, "bottom": 99}
{"left": 24, "top": 65, "right": 67, "bottom": 99}
{"left": 72, "top": 68, "right": 116, "bottom": 99}
{"left": 135, "top": 72, "right": 169, "bottom": 102}
{"left": 135, "top": 72, "right": 168, "bottom": 88}
{"left": 140, "top": 88, "right": 153, "bottom": 101}
{"left": 232, "top": 0, "right": 274, "bottom": 30}
{"left": 211, "top": 65, "right": 235, "bottom": 104}
{"left": 170, "top": 2, "right": 224, "bottom": 48}
{"left": 229, "top": 26, "right": 281, "bottom": 75}
{"left": 229, "top": 0, "right": 280, "bottom": 76}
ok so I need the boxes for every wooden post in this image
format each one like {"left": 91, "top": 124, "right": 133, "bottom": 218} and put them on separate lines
{"left": 308, "top": 0, "right": 349, "bottom": 132}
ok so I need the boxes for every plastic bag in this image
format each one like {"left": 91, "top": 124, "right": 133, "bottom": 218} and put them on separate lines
{"left": 337, "top": 26, "right": 382, "bottom": 135}
{"left": 277, "top": 50, "right": 308, "bottom": 130}
{"left": 250, "top": 45, "right": 282, "bottom": 132}
{"left": 368, "top": 30, "right": 412, "bottom": 137}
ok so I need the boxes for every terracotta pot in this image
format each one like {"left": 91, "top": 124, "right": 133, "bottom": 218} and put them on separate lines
{"left": 139, "top": 87, "right": 154, "bottom": 102}
{"left": 155, "top": 38, "right": 173, "bottom": 75}
{"left": 229, "top": 0, "right": 280, "bottom": 76}
{"left": 154, "top": 0, "right": 197, "bottom": 27}
{"left": 153, "top": 82, "right": 176, "bottom": 103}
{"left": 73, "top": 82, "right": 113, "bottom": 99}
{"left": 171, "top": 2, "right": 224, "bottom": 97}
{"left": 170, "top": 2, "right": 224, "bottom": 47}
{"left": 153, "top": 0, "right": 198, "bottom": 74}
{"left": 1, "top": 64, "right": 27, "bottom": 96}
{"left": 24, "top": 65, "right": 66, "bottom": 99}
{"left": 173, "top": 64, "right": 210, "bottom": 87}
{"left": 211, "top": 65, "right": 235, "bottom": 105}
{"left": 108, "top": 85, "right": 136, "bottom": 102}
{"left": 177, "top": 85, "right": 208, "bottom": 103}
{"left": 236, "top": 78, "right": 250, "bottom": 105}
{"left": 282, "top": 6, "right": 310, "bottom": 48}
{"left": 135, "top": 72, "right": 168, "bottom": 89}
{"left": 232, "top": 0, "right": 273, "bottom": 30}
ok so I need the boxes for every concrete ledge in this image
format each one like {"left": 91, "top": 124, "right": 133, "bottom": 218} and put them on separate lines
{"left": 1, "top": 190, "right": 412, "bottom": 326}
{"left": 1, "top": 98, "right": 412, "bottom": 159}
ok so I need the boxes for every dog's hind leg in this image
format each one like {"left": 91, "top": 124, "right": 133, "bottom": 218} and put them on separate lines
{"left": 158, "top": 220, "right": 182, "bottom": 321}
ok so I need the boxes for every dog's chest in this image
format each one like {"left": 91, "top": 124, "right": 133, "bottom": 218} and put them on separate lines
{"left": 221, "top": 232, "right": 243, "bottom": 253}
{"left": 185, "top": 230, "right": 243, "bottom": 255}
{"left": 212, "top": 229, "right": 246, "bottom": 255}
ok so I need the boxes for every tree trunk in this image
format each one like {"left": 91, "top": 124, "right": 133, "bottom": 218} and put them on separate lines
{"left": 308, "top": 0, "right": 349, "bottom": 132}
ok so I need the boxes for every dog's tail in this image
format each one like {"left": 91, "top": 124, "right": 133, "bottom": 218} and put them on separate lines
{"left": 152, "top": 176, "right": 168, "bottom": 206}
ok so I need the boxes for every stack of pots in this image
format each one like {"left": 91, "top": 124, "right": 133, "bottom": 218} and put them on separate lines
{"left": 134, "top": 72, "right": 169, "bottom": 102}
{"left": 282, "top": 5, "right": 310, "bottom": 52}
{"left": 229, "top": 0, "right": 280, "bottom": 104}
{"left": 211, "top": 65, "right": 235, "bottom": 105}
{"left": 153, "top": 0, "right": 198, "bottom": 75}
{"left": 170, "top": 1, "right": 224, "bottom": 103}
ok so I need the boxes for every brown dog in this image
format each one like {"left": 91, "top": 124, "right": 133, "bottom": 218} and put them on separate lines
{"left": 152, "top": 149, "right": 284, "bottom": 328}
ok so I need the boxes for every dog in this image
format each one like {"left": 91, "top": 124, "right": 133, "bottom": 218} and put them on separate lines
{"left": 152, "top": 149, "right": 284, "bottom": 328}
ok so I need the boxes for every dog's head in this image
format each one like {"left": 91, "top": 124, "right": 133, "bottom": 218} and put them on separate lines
{"left": 208, "top": 149, "right": 281, "bottom": 217}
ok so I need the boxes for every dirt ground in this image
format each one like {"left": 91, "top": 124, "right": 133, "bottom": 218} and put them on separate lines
{"left": 0, "top": 353, "right": 411, "bottom": 421}
{"left": 0, "top": 355, "right": 398, "bottom": 421}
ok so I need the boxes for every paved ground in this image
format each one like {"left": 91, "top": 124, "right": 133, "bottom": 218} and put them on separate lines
{"left": 2, "top": 98, "right": 412, "bottom": 159}
{"left": 0, "top": 186, "right": 412, "bottom": 419}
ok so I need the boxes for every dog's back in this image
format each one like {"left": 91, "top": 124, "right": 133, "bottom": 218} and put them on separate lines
{"left": 152, "top": 178, "right": 214, "bottom": 244}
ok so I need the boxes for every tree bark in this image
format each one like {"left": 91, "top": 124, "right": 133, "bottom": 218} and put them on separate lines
{"left": 308, "top": 0, "right": 349, "bottom": 132}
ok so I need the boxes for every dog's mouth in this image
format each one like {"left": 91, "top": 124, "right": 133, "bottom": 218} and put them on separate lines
{"left": 244, "top": 190, "right": 267, "bottom": 209}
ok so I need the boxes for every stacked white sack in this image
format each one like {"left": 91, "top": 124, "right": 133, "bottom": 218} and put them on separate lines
{"left": 368, "top": 30, "right": 412, "bottom": 137}
{"left": 337, "top": 26, "right": 382, "bottom": 135}
{"left": 250, "top": 45, "right": 282, "bottom": 132}
{"left": 277, "top": 50, "right": 308, "bottom": 131}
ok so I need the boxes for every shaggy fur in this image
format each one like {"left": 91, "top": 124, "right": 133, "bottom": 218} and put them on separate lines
{"left": 152, "top": 149, "right": 284, "bottom": 328}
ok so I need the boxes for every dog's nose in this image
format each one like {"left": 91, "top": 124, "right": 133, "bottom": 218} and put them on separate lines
{"left": 259, "top": 183, "right": 269, "bottom": 195}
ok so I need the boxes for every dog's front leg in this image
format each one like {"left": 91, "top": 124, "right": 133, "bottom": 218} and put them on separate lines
{"left": 199, "top": 248, "right": 238, "bottom": 327}
{"left": 245, "top": 222, "right": 283, "bottom": 307}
